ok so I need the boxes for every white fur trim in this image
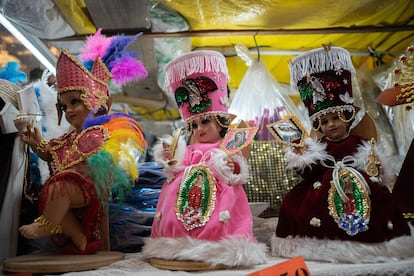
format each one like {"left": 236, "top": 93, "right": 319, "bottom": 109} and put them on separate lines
{"left": 142, "top": 236, "right": 268, "bottom": 267}
{"left": 284, "top": 137, "right": 328, "bottom": 174}
{"left": 354, "top": 140, "right": 394, "bottom": 187}
{"left": 271, "top": 225, "right": 414, "bottom": 263}
{"left": 210, "top": 149, "right": 249, "bottom": 185}
{"left": 353, "top": 140, "right": 371, "bottom": 171}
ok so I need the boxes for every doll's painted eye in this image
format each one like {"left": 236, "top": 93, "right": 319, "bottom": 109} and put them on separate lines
{"left": 71, "top": 98, "right": 82, "bottom": 105}
{"left": 201, "top": 118, "right": 211, "bottom": 125}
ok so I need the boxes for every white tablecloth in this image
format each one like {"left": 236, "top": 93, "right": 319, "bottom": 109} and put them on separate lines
{"left": 59, "top": 252, "right": 414, "bottom": 276}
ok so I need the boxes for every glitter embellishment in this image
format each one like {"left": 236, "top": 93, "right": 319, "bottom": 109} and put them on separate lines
{"left": 50, "top": 126, "right": 109, "bottom": 172}
{"left": 328, "top": 168, "right": 371, "bottom": 236}
{"left": 175, "top": 76, "right": 218, "bottom": 114}
{"left": 175, "top": 166, "right": 216, "bottom": 231}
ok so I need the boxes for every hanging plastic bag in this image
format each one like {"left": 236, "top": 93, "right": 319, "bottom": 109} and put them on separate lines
{"left": 229, "top": 45, "right": 304, "bottom": 216}
{"left": 229, "top": 45, "right": 311, "bottom": 140}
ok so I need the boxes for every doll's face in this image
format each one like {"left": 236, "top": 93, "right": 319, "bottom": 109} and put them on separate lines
{"left": 59, "top": 90, "right": 90, "bottom": 130}
{"left": 191, "top": 116, "right": 223, "bottom": 143}
{"left": 319, "top": 112, "right": 349, "bottom": 141}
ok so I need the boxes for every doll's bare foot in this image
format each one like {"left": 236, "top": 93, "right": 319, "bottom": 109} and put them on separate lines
{"left": 72, "top": 233, "right": 87, "bottom": 251}
{"left": 19, "top": 223, "right": 50, "bottom": 239}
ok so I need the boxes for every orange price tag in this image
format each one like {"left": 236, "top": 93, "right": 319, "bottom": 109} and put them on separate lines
{"left": 247, "top": 256, "right": 311, "bottom": 276}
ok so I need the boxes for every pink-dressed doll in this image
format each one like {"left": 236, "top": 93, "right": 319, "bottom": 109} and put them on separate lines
{"left": 142, "top": 50, "right": 266, "bottom": 268}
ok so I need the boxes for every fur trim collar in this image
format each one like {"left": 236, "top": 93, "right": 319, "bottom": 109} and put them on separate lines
{"left": 284, "top": 137, "right": 328, "bottom": 173}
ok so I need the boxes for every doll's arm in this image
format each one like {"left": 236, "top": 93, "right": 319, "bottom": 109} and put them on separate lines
{"left": 20, "top": 125, "right": 52, "bottom": 162}
{"left": 284, "top": 137, "right": 328, "bottom": 174}
{"left": 152, "top": 135, "right": 186, "bottom": 175}
{"left": 211, "top": 149, "right": 249, "bottom": 186}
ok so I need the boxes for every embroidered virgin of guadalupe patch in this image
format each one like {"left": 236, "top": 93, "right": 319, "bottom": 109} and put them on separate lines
{"left": 175, "top": 166, "right": 216, "bottom": 231}
{"left": 328, "top": 168, "right": 371, "bottom": 235}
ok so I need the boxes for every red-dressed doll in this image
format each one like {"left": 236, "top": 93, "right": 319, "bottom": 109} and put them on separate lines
{"left": 18, "top": 30, "right": 148, "bottom": 254}
{"left": 271, "top": 46, "right": 413, "bottom": 263}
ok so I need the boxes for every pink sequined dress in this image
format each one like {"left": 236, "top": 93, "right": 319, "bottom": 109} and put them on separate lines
{"left": 142, "top": 138, "right": 267, "bottom": 267}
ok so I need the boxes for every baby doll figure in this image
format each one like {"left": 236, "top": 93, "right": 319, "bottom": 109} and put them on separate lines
{"left": 271, "top": 46, "right": 413, "bottom": 263}
{"left": 142, "top": 50, "right": 266, "bottom": 269}
{"left": 18, "top": 30, "right": 148, "bottom": 254}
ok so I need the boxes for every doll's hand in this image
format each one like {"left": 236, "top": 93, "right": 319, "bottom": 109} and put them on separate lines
{"left": 293, "top": 145, "right": 306, "bottom": 155}
{"left": 226, "top": 157, "right": 235, "bottom": 172}
{"left": 162, "top": 140, "right": 172, "bottom": 160}
{"left": 20, "top": 125, "right": 43, "bottom": 148}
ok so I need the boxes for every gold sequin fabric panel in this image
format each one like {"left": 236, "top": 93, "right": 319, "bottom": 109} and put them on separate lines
{"left": 244, "top": 141, "right": 301, "bottom": 217}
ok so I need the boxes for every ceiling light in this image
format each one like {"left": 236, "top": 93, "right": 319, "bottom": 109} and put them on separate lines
{"left": 0, "top": 13, "right": 56, "bottom": 74}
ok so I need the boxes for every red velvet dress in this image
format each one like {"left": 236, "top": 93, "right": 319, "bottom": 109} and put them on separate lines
{"left": 276, "top": 135, "right": 410, "bottom": 242}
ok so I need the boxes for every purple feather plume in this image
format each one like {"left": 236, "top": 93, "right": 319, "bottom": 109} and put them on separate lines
{"left": 111, "top": 56, "right": 148, "bottom": 86}
{"left": 102, "top": 33, "right": 142, "bottom": 70}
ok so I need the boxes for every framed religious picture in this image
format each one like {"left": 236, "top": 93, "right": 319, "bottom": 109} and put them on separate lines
{"left": 266, "top": 114, "right": 308, "bottom": 147}
{"left": 220, "top": 127, "right": 258, "bottom": 155}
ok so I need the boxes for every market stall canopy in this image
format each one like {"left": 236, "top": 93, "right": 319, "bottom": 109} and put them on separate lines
{"left": 1, "top": 0, "right": 414, "bottom": 120}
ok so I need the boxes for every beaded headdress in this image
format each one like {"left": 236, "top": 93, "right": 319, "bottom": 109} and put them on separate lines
{"left": 163, "top": 50, "right": 230, "bottom": 125}
{"left": 289, "top": 46, "right": 357, "bottom": 130}
{"left": 56, "top": 28, "right": 148, "bottom": 124}
{"left": 376, "top": 43, "right": 414, "bottom": 108}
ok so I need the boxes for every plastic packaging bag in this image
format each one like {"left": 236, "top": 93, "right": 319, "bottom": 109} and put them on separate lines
{"left": 229, "top": 45, "right": 310, "bottom": 140}
{"left": 229, "top": 45, "right": 303, "bottom": 216}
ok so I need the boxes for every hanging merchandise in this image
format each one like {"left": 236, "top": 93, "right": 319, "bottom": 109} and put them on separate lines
{"left": 375, "top": 42, "right": 414, "bottom": 157}
{"left": 129, "top": 3, "right": 191, "bottom": 121}
{"left": 228, "top": 45, "right": 307, "bottom": 216}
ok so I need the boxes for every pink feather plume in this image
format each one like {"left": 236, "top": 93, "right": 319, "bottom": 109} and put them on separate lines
{"left": 79, "top": 28, "right": 112, "bottom": 62}
{"left": 110, "top": 56, "right": 148, "bottom": 86}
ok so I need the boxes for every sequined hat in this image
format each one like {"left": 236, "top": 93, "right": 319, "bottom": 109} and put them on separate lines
{"left": 56, "top": 49, "right": 111, "bottom": 112}
{"left": 376, "top": 43, "right": 414, "bottom": 107}
{"left": 289, "top": 46, "right": 357, "bottom": 130}
{"left": 55, "top": 28, "right": 148, "bottom": 124}
{"left": 163, "top": 50, "right": 230, "bottom": 123}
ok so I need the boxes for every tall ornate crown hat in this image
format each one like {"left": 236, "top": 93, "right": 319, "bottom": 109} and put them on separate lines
{"left": 376, "top": 43, "right": 414, "bottom": 108}
{"left": 289, "top": 46, "right": 357, "bottom": 130}
{"left": 163, "top": 50, "right": 230, "bottom": 124}
{"left": 56, "top": 49, "right": 111, "bottom": 112}
{"left": 56, "top": 28, "right": 148, "bottom": 124}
